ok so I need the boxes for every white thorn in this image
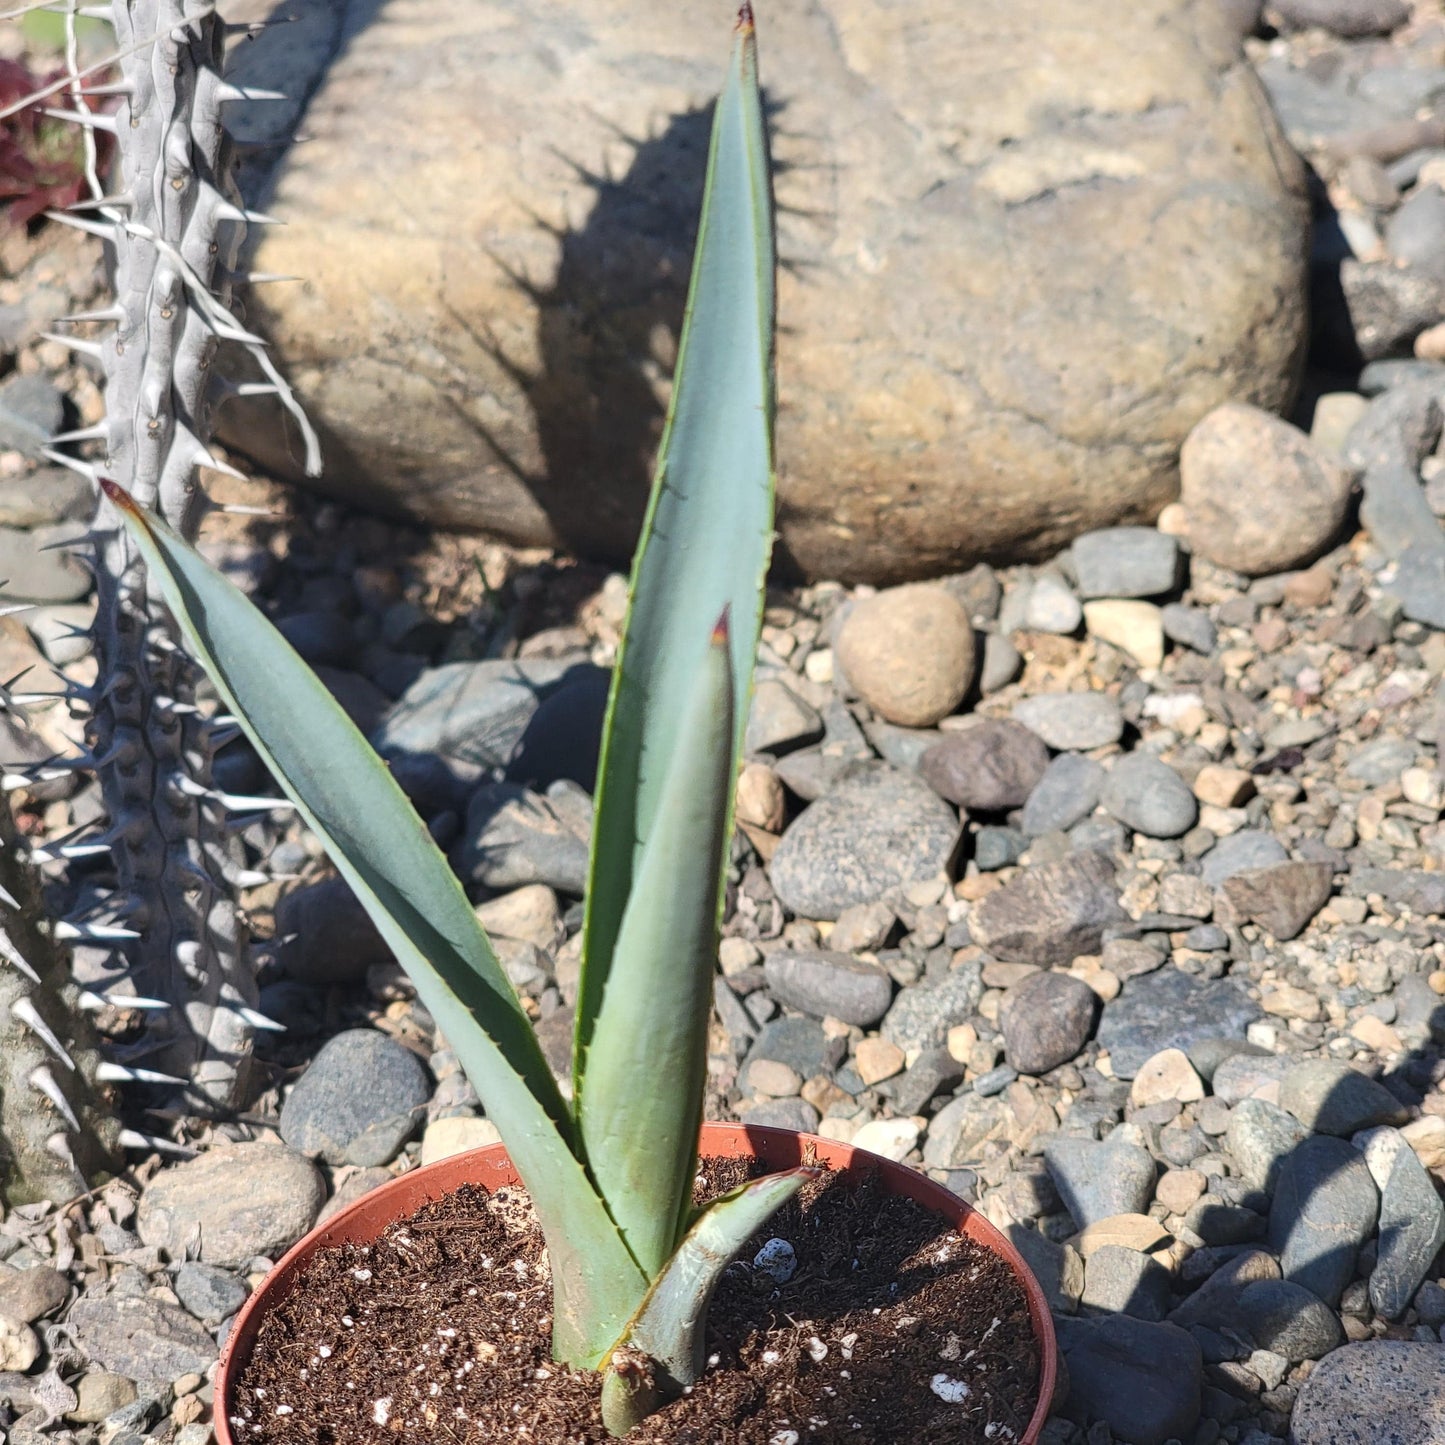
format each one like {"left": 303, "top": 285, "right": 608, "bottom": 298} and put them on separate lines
{"left": 39, "top": 330, "right": 103, "bottom": 360}
{"left": 76, "top": 990, "right": 170, "bottom": 1012}
{"left": 234, "top": 869, "right": 268, "bottom": 888}
{"left": 45, "top": 1132, "right": 78, "bottom": 1169}
{"left": 40, "top": 106, "right": 116, "bottom": 132}
{"left": 216, "top": 791, "right": 292, "bottom": 814}
{"left": 54, "top": 304, "right": 123, "bottom": 324}
{"left": 0, "top": 882, "right": 19, "bottom": 909}
{"left": 12, "top": 997, "right": 75, "bottom": 1069}
{"left": 49, "top": 423, "right": 106, "bottom": 444}
{"left": 213, "top": 80, "right": 289, "bottom": 102}
{"left": 117, "top": 1129, "right": 195, "bottom": 1157}
{"left": 54, "top": 920, "right": 141, "bottom": 942}
{"left": 29, "top": 1066, "right": 80, "bottom": 1131}
{"left": 231, "top": 1004, "right": 286, "bottom": 1032}
{"left": 40, "top": 210, "right": 119, "bottom": 242}
{"left": 0, "top": 935, "right": 41, "bottom": 982}
{"left": 40, "top": 448, "right": 98, "bottom": 481}
{"left": 95, "top": 1062, "right": 186, "bottom": 1085}
{"left": 65, "top": 191, "right": 130, "bottom": 211}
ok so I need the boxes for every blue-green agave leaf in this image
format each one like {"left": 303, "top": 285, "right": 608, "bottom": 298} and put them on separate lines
{"left": 575, "top": 0, "right": 775, "bottom": 1167}
{"left": 577, "top": 616, "right": 733, "bottom": 1276}
{"left": 599, "top": 1166, "right": 816, "bottom": 1436}
{"left": 100, "top": 480, "right": 647, "bottom": 1366}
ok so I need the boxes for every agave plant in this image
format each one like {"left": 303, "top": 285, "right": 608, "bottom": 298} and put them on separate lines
{"left": 106, "top": 9, "right": 793, "bottom": 1434}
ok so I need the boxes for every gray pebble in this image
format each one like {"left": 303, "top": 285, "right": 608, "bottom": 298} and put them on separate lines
{"left": 1386, "top": 183, "right": 1445, "bottom": 275}
{"left": 979, "top": 632, "right": 1023, "bottom": 694}
{"left": 1024, "top": 572, "right": 1082, "bottom": 633}
{"left": 762, "top": 949, "right": 893, "bottom": 1027}
{"left": 1097, "top": 969, "right": 1261, "bottom": 1079}
{"left": 745, "top": 677, "right": 825, "bottom": 757}
{"left": 279, "top": 1029, "right": 430, "bottom": 1166}
{"left": 453, "top": 781, "right": 591, "bottom": 895}
{"left": 1072, "top": 527, "right": 1181, "bottom": 599}
{"left": 1161, "top": 602, "right": 1218, "bottom": 654}
{"left": 968, "top": 849, "right": 1125, "bottom": 966}
{"left": 68, "top": 1293, "right": 218, "bottom": 1387}
{"left": 973, "top": 825, "right": 1027, "bottom": 871}
{"left": 879, "top": 1048, "right": 965, "bottom": 1114}
{"left": 971, "top": 1064, "right": 1018, "bottom": 1098}
{"left": 1234, "top": 1278, "right": 1344, "bottom": 1362}
{"left": 1021, "top": 753, "right": 1106, "bottom": 836}
{"left": 880, "top": 962, "right": 984, "bottom": 1053}
{"left": 1012, "top": 692, "right": 1124, "bottom": 751}
{"left": 1044, "top": 1135, "right": 1156, "bottom": 1228}
{"left": 277, "top": 877, "right": 391, "bottom": 986}
{"left": 1199, "top": 830, "right": 1288, "bottom": 888}
{"left": 0, "top": 374, "right": 62, "bottom": 458}
{"left": 1227, "top": 1098, "right": 1308, "bottom": 1191}
{"left": 744, "top": 1016, "right": 845, "bottom": 1079}
{"left": 738, "top": 1097, "right": 820, "bottom": 1132}
{"left": 1101, "top": 754, "right": 1198, "bottom": 839}
{"left": 0, "top": 468, "right": 91, "bottom": 527}
{"left": 0, "top": 523, "right": 91, "bottom": 604}
{"left": 137, "top": 1144, "right": 323, "bottom": 1268}
{"left": 1082, "top": 1244, "right": 1172, "bottom": 1320}
{"left": 1269, "top": 1136, "right": 1379, "bottom": 1307}
{"left": 1279, "top": 1059, "right": 1409, "bottom": 1136}
{"left": 376, "top": 656, "right": 596, "bottom": 787}
{"left": 1057, "top": 1315, "right": 1202, "bottom": 1445}
{"left": 1347, "top": 735, "right": 1419, "bottom": 787}
{"left": 1370, "top": 1137, "right": 1445, "bottom": 1321}
{"left": 172, "top": 1263, "right": 248, "bottom": 1326}
{"left": 920, "top": 719, "right": 1049, "bottom": 811}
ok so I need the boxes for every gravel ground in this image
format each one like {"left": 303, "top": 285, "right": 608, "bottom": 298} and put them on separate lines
{"left": 8, "top": 4, "right": 1445, "bottom": 1445}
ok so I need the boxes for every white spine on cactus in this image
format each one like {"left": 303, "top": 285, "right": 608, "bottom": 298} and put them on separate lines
{"left": 0, "top": 792, "right": 116, "bottom": 1205}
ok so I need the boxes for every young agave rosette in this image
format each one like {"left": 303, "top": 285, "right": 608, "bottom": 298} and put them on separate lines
{"left": 106, "top": 9, "right": 799, "bottom": 1435}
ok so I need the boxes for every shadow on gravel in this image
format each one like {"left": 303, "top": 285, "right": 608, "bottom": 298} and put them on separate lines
{"left": 1022, "top": 1027, "right": 1445, "bottom": 1442}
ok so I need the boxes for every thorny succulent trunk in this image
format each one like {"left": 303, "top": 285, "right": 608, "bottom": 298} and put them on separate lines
{"left": 85, "top": 0, "right": 250, "bottom": 1105}
{"left": 68, "top": 0, "right": 313, "bottom": 1105}
{"left": 0, "top": 792, "right": 116, "bottom": 1205}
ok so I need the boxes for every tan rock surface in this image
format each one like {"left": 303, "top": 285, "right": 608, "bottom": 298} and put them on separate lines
{"left": 222, "top": 0, "right": 1308, "bottom": 582}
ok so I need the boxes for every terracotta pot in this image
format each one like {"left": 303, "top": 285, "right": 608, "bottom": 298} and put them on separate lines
{"left": 215, "top": 1122, "right": 1059, "bottom": 1443}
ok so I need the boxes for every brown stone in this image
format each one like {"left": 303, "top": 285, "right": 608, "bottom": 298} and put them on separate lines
{"left": 222, "top": 0, "right": 1308, "bottom": 583}
{"left": 836, "top": 586, "right": 975, "bottom": 727}
{"left": 1181, "top": 404, "right": 1352, "bottom": 576}
{"left": 1221, "top": 860, "right": 1334, "bottom": 941}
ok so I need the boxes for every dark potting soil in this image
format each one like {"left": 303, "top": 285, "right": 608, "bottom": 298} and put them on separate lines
{"left": 231, "top": 1157, "right": 1040, "bottom": 1443}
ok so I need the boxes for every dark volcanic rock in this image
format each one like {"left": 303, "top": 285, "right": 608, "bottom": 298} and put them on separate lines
{"left": 919, "top": 719, "right": 1049, "bottom": 811}
{"left": 1000, "top": 971, "right": 1098, "bottom": 1074}
{"left": 1097, "top": 969, "right": 1261, "bottom": 1079}
{"left": 968, "top": 849, "right": 1125, "bottom": 966}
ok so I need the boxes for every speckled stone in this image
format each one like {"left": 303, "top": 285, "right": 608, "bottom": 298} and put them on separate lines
{"left": 769, "top": 763, "right": 961, "bottom": 921}
{"left": 1290, "top": 1341, "right": 1445, "bottom": 1444}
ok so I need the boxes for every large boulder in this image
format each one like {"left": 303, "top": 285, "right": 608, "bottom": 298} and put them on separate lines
{"left": 223, "top": 0, "right": 1308, "bottom": 583}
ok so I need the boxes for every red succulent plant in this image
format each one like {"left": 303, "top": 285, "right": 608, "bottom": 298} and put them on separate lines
{"left": 0, "top": 58, "right": 112, "bottom": 228}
